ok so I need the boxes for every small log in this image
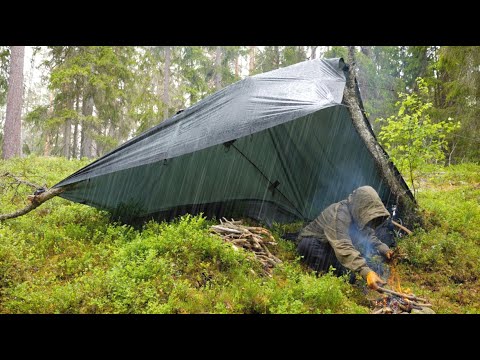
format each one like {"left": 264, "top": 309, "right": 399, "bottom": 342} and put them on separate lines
{"left": 230, "top": 239, "right": 251, "bottom": 246}
{"left": 259, "top": 242, "right": 281, "bottom": 262}
{"left": 249, "top": 237, "right": 263, "bottom": 250}
{"left": 392, "top": 220, "right": 413, "bottom": 235}
{"left": 246, "top": 227, "right": 277, "bottom": 242}
{"left": 211, "top": 225, "right": 243, "bottom": 234}
{"left": 255, "top": 254, "right": 278, "bottom": 266}
{"left": 377, "top": 286, "right": 428, "bottom": 303}
{"left": 221, "top": 217, "right": 243, "bottom": 225}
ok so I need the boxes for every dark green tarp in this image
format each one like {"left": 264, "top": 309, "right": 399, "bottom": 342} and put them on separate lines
{"left": 54, "top": 58, "right": 412, "bottom": 224}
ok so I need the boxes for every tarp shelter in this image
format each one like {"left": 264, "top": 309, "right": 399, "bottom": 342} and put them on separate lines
{"left": 54, "top": 58, "right": 412, "bottom": 225}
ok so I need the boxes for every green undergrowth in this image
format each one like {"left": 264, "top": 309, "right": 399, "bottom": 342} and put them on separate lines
{"left": 1, "top": 156, "right": 479, "bottom": 313}
{"left": 395, "top": 163, "right": 480, "bottom": 313}
{"left": 0, "top": 156, "right": 367, "bottom": 314}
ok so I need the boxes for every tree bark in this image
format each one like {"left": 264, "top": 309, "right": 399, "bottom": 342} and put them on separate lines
{"left": 215, "top": 46, "right": 223, "bottom": 90}
{"left": 163, "top": 47, "right": 170, "bottom": 120}
{"left": 63, "top": 119, "right": 72, "bottom": 159}
{"left": 360, "top": 46, "right": 372, "bottom": 58}
{"left": 44, "top": 133, "right": 51, "bottom": 156}
{"left": 94, "top": 127, "right": 102, "bottom": 158}
{"left": 235, "top": 54, "right": 240, "bottom": 77}
{"left": 72, "top": 94, "right": 80, "bottom": 159}
{"left": 62, "top": 84, "right": 74, "bottom": 159}
{"left": 81, "top": 95, "right": 94, "bottom": 158}
{"left": 249, "top": 46, "right": 255, "bottom": 74}
{"left": 344, "top": 46, "right": 420, "bottom": 227}
{"left": 311, "top": 46, "right": 317, "bottom": 60}
{"left": 2, "top": 46, "right": 25, "bottom": 159}
{"left": 274, "top": 46, "right": 280, "bottom": 68}
{"left": 44, "top": 90, "right": 54, "bottom": 156}
{"left": 63, "top": 117, "right": 71, "bottom": 159}
{"left": 72, "top": 121, "right": 78, "bottom": 159}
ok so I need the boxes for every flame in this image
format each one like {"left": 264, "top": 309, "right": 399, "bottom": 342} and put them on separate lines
{"left": 387, "top": 265, "right": 403, "bottom": 293}
{"left": 374, "top": 259, "right": 418, "bottom": 313}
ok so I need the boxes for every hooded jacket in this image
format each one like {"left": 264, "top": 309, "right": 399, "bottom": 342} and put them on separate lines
{"left": 297, "top": 186, "right": 391, "bottom": 278}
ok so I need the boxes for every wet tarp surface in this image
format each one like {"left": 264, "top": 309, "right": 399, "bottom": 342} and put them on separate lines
{"left": 54, "top": 58, "right": 409, "bottom": 224}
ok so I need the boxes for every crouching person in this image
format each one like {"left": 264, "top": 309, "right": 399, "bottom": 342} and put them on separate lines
{"left": 296, "top": 185, "right": 394, "bottom": 290}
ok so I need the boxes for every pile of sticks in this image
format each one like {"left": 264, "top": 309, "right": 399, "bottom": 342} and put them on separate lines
{"left": 372, "top": 286, "right": 433, "bottom": 314}
{"left": 210, "top": 218, "right": 282, "bottom": 274}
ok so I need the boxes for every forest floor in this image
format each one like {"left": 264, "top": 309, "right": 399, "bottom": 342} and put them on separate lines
{"left": 0, "top": 157, "right": 479, "bottom": 314}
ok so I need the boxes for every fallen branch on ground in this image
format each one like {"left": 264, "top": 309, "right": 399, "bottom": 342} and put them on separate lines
{"left": 210, "top": 217, "right": 281, "bottom": 275}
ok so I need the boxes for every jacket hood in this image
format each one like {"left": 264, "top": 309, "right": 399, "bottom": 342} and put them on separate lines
{"left": 347, "top": 186, "right": 390, "bottom": 230}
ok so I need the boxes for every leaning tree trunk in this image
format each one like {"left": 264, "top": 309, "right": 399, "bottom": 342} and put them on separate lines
{"left": 344, "top": 46, "right": 421, "bottom": 227}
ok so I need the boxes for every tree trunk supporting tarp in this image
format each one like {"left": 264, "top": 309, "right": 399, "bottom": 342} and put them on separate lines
{"left": 344, "top": 47, "right": 421, "bottom": 227}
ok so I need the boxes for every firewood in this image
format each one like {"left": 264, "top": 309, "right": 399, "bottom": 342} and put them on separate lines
{"left": 211, "top": 218, "right": 281, "bottom": 274}
{"left": 377, "top": 286, "right": 428, "bottom": 303}
{"left": 221, "top": 217, "right": 242, "bottom": 225}
{"left": 211, "top": 225, "right": 243, "bottom": 234}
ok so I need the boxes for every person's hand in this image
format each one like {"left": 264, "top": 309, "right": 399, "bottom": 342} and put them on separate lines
{"left": 366, "top": 271, "right": 386, "bottom": 290}
{"left": 385, "top": 250, "right": 394, "bottom": 262}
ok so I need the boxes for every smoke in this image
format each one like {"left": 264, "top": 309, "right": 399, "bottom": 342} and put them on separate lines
{"left": 350, "top": 225, "right": 390, "bottom": 279}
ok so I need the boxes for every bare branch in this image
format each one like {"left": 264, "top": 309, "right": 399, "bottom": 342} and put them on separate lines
{"left": 0, "top": 173, "right": 66, "bottom": 221}
{"left": 1, "top": 172, "right": 43, "bottom": 190}
{"left": 0, "top": 187, "right": 65, "bottom": 221}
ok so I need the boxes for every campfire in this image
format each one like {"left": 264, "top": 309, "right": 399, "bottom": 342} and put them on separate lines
{"left": 372, "top": 260, "right": 433, "bottom": 314}
{"left": 373, "top": 287, "right": 433, "bottom": 314}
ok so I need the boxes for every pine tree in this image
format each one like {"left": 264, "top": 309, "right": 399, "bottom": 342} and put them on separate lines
{"left": 2, "top": 46, "right": 25, "bottom": 159}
